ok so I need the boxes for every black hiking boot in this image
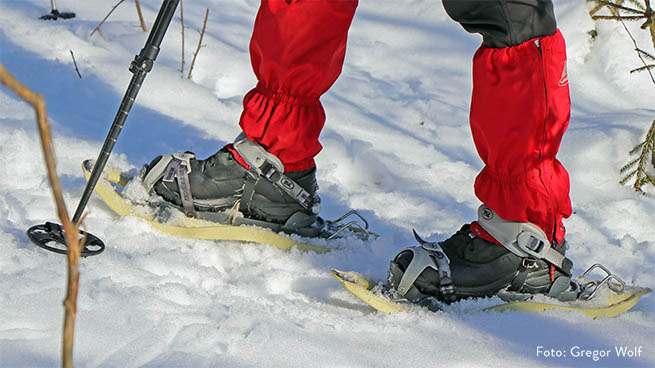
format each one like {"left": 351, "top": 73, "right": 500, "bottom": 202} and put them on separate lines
{"left": 387, "top": 206, "right": 579, "bottom": 307}
{"left": 142, "top": 138, "right": 320, "bottom": 228}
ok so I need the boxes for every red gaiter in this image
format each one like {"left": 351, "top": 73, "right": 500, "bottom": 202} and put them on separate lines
{"left": 471, "top": 30, "right": 572, "bottom": 244}
{"left": 239, "top": 0, "right": 358, "bottom": 172}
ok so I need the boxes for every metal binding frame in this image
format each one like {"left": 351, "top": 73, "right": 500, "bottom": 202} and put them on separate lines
{"left": 327, "top": 210, "right": 370, "bottom": 240}
{"left": 576, "top": 263, "right": 626, "bottom": 300}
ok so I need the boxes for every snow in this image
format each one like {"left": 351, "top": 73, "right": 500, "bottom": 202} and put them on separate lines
{"left": 0, "top": 0, "right": 654, "bottom": 367}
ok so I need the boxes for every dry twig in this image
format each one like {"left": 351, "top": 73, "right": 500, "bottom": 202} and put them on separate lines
{"left": 0, "top": 63, "right": 84, "bottom": 368}
{"left": 180, "top": 0, "right": 185, "bottom": 76}
{"left": 187, "top": 8, "right": 209, "bottom": 80}
{"left": 90, "top": 0, "right": 126, "bottom": 38}
{"left": 69, "top": 50, "right": 82, "bottom": 79}
{"left": 135, "top": 0, "right": 148, "bottom": 32}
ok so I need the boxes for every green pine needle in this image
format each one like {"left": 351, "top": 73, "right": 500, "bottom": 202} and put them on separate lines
{"left": 636, "top": 48, "right": 655, "bottom": 61}
{"left": 588, "top": 1, "right": 655, "bottom": 192}
{"left": 620, "top": 170, "right": 637, "bottom": 184}
{"left": 620, "top": 158, "right": 640, "bottom": 173}
{"left": 620, "top": 120, "right": 655, "bottom": 191}
{"left": 630, "top": 65, "right": 655, "bottom": 73}
{"left": 629, "top": 142, "right": 646, "bottom": 155}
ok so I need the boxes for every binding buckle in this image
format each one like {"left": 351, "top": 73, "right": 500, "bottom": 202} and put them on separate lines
{"left": 476, "top": 204, "right": 572, "bottom": 275}
{"left": 516, "top": 231, "right": 550, "bottom": 259}
{"left": 233, "top": 138, "right": 314, "bottom": 211}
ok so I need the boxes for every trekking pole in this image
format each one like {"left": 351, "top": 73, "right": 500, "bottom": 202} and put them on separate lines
{"left": 41, "top": 0, "right": 76, "bottom": 20}
{"left": 28, "top": 0, "right": 181, "bottom": 256}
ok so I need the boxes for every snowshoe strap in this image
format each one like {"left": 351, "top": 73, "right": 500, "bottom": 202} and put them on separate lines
{"left": 422, "top": 242, "right": 456, "bottom": 302}
{"left": 396, "top": 247, "right": 436, "bottom": 295}
{"left": 163, "top": 153, "right": 197, "bottom": 218}
{"left": 143, "top": 153, "right": 197, "bottom": 217}
{"left": 477, "top": 205, "right": 573, "bottom": 275}
{"left": 143, "top": 154, "right": 174, "bottom": 192}
{"left": 395, "top": 243, "right": 456, "bottom": 303}
{"left": 171, "top": 152, "right": 194, "bottom": 172}
{"left": 173, "top": 159, "right": 197, "bottom": 218}
{"left": 546, "top": 275, "right": 580, "bottom": 302}
{"left": 233, "top": 138, "right": 285, "bottom": 173}
{"left": 233, "top": 138, "right": 313, "bottom": 210}
{"left": 508, "top": 260, "right": 532, "bottom": 292}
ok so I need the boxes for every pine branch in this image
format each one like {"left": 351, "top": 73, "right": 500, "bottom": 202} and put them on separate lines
{"left": 592, "top": 15, "right": 647, "bottom": 21}
{"left": 629, "top": 141, "right": 647, "bottom": 154}
{"left": 588, "top": 0, "right": 625, "bottom": 14}
{"left": 636, "top": 48, "right": 655, "bottom": 60}
{"left": 589, "top": 3, "right": 607, "bottom": 17}
{"left": 643, "top": 0, "right": 655, "bottom": 47}
{"left": 616, "top": 6, "right": 655, "bottom": 86}
{"left": 593, "top": 0, "right": 646, "bottom": 15}
{"left": 624, "top": 120, "right": 655, "bottom": 191}
{"left": 620, "top": 170, "right": 637, "bottom": 184}
{"left": 646, "top": 172, "right": 655, "bottom": 184}
{"left": 624, "top": 0, "right": 647, "bottom": 11}
{"left": 630, "top": 64, "right": 655, "bottom": 73}
{"left": 620, "top": 157, "right": 640, "bottom": 172}
{"left": 589, "top": 2, "right": 655, "bottom": 192}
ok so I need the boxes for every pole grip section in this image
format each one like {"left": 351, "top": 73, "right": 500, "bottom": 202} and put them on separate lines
{"left": 72, "top": 0, "right": 180, "bottom": 223}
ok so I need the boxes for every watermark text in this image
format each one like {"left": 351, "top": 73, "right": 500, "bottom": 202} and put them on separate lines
{"left": 536, "top": 345, "right": 644, "bottom": 362}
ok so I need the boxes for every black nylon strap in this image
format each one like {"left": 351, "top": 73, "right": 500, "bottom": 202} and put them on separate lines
{"left": 509, "top": 266, "right": 530, "bottom": 292}
{"left": 175, "top": 163, "right": 197, "bottom": 218}
{"left": 558, "top": 257, "right": 573, "bottom": 276}
{"left": 439, "top": 277, "right": 457, "bottom": 303}
{"left": 259, "top": 162, "right": 312, "bottom": 210}
{"left": 233, "top": 139, "right": 313, "bottom": 211}
{"left": 424, "top": 242, "right": 457, "bottom": 302}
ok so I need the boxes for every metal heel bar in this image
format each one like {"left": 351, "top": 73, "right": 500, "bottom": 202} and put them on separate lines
{"left": 328, "top": 221, "right": 367, "bottom": 240}
{"left": 576, "top": 263, "right": 626, "bottom": 300}
{"left": 332, "top": 210, "right": 369, "bottom": 230}
{"left": 326, "top": 210, "right": 372, "bottom": 240}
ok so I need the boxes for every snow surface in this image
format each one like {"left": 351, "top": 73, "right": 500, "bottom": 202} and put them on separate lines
{"left": 1, "top": 0, "right": 654, "bottom": 367}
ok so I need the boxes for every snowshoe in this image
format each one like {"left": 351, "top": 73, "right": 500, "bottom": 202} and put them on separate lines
{"left": 331, "top": 266, "right": 651, "bottom": 318}
{"left": 332, "top": 205, "right": 651, "bottom": 318}
{"left": 81, "top": 157, "right": 373, "bottom": 253}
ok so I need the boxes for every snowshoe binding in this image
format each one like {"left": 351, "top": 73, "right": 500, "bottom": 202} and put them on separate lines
{"left": 332, "top": 204, "right": 650, "bottom": 317}
{"left": 142, "top": 136, "right": 372, "bottom": 240}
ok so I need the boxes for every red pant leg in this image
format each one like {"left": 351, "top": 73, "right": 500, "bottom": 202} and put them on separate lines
{"left": 239, "top": 0, "right": 358, "bottom": 172}
{"left": 471, "top": 30, "right": 572, "bottom": 244}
